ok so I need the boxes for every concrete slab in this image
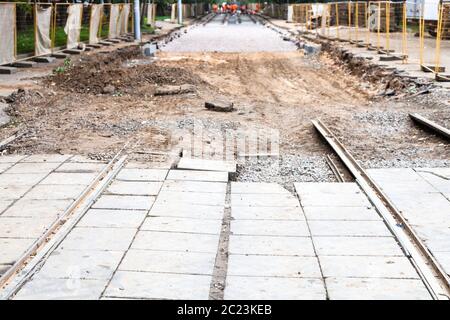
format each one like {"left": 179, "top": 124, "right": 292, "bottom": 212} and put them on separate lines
{"left": 51, "top": 53, "right": 70, "bottom": 59}
{"left": 433, "top": 252, "right": 450, "bottom": 276}
{"left": 0, "top": 163, "right": 14, "bottom": 173}
{"left": 106, "top": 180, "right": 162, "bottom": 196}
{"left": 77, "top": 209, "right": 147, "bottom": 229}
{"left": 23, "top": 184, "right": 86, "bottom": 200}
{"left": 167, "top": 169, "right": 228, "bottom": 182}
{"left": 55, "top": 162, "right": 104, "bottom": 172}
{"left": 320, "top": 256, "right": 420, "bottom": 279}
{"left": 116, "top": 168, "right": 168, "bottom": 181}
{"left": 225, "top": 276, "right": 326, "bottom": 300}
{"left": 0, "top": 173, "right": 47, "bottom": 186}
{"left": 59, "top": 227, "right": 137, "bottom": 251}
{"left": 119, "top": 249, "right": 216, "bottom": 275}
{"left": 0, "top": 185, "right": 31, "bottom": 200}
{"left": 32, "top": 56, "right": 56, "bottom": 63}
{"left": 0, "top": 66, "right": 17, "bottom": 74}
{"left": 231, "top": 193, "right": 299, "bottom": 207}
{"left": 103, "top": 270, "right": 211, "bottom": 299}
{"left": 177, "top": 158, "right": 236, "bottom": 173}
{"left": 227, "top": 254, "right": 322, "bottom": 278}
{"left": 41, "top": 172, "right": 97, "bottom": 185}
{"left": 314, "top": 236, "right": 404, "bottom": 256}
{"left": 416, "top": 167, "right": 450, "bottom": 179}
{"left": 149, "top": 203, "right": 224, "bottom": 220}
{"left": 231, "top": 206, "right": 305, "bottom": 220}
{"left": 229, "top": 235, "right": 315, "bottom": 256}
{"left": 231, "top": 182, "right": 289, "bottom": 194}
{"left": 36, "top": 249, "right": 124, "bottom": 280}
{"left": 11, "top": 61, "right": 36, "bottom": 68}
{"left": 1, "top": 199, "right": 72, "bottom": 218}
{"left": 0, "top": 155, "right": 27, "bottom": 163}
{"left": 92, "top": 195, "right": 155, "bottom": 210}
{"left": 303, "top": 206, "right": 380, "bottom": 221}
{"left": 0, "top": 200, "right": 13, "bottom": 213}
{"left": 68, "top": 155, "right": 104, "bottom": 163}
{"left": 22, "top": 154, "right": 71, "bottom": 163}
{"left": 140, "top": 216, "right": 222, "bottom": 234}
{"left": 0, "top": 238, "right": 35, "bottom": 264}
{"left": 308, "top": 220, "right": 392, "bottom": 237}
{"left": 155, "top": 191, "right": 225, "bottom": 206}
{"left": 0, "top": 216, "right": 56, "bottom": 238}
{"left": 5, "top": 162, "right": 61, "bottom": 174}
{"left": 416, "top": 171, "right": 450, "bottom": 194}
{"left": 161, "top": 180, "right": 227, "bottom": 193}
{"left": 294, "top": 182, "right": 362, "bottom": 195}
{"left": 231, "top": 219, "right": 310, "bottom": 237}
{"left": 131, "top": 231, "right": 220, "bottom": 253}
{"left": 14, "top": 277, "right": 106, "bottom": 300}
{"left": 325, "top": 277, "right": 431, "bottom": 300}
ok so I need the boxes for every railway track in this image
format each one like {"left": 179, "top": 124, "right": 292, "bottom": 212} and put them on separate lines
{"left": 410, "top": 113, "right": 450, "bottom": 140}
{"left": 312, "top": 118, "right": 450, "bottom": 300}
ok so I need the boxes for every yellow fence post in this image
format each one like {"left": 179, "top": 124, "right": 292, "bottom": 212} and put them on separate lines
{"left": 419, "top": 2, "right": 425, "bottom": 67}
{"left": 336, "top": 2, "right": 340, "bottom": 39}
{"left": 386, "top": 1, "right": 390, "bottom": 53}
{"left": 435, "top": 1, "right": 444, "bottom": 73}
{"left": 402, "top": 0, "right": 407, "bottom": 62}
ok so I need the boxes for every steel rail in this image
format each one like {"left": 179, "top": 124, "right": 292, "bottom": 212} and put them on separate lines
{"left": 325, "top": 154, "right": 345, "bottom": 182}
{"left": 312, "top": 118, "right": 450, "bottom": 300}
{"left": 410, "top": 113, "right": 450, "bottom": 140}
{"left": 0, "top": 149, "right": 128, "bottom": 299}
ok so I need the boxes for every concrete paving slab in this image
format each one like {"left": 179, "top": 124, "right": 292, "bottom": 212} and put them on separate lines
{"left": 433, "top": 252, "right": 450, "bottom": 276}
{"left": 0, "top": 200, "right": 13, "bottom": 213}
{"left": 5, "top": 162, "right": 61, "bottom": 174}
{"left": 116, "top": 168, "right": 168, "bottom": 181}
{"left": 41, "top": 172, "right": 97, "bottom": 185}
{"left": 314, "top": 236, "right": 404, "bottom": 256}
{"left": 231, "top": 182, "right": 288, "bottom": 194}
{"left": 229, "top": 235, "right": 315, "bottom": 256}
{"left": 36, "top": 249, "right": 124, "bottom": 280}
{"left": 1, "top": 199, "right": 72, "bottom": 218}
{"left": 320, "top": 256, "right": 420, "bottom": 279}
{"left": 294, "top": 182, "right": 362, "bottom": 195}
{"left": 0, "top": 216, "right": 56, "bottom": 238}
{"left": 231, "top": 219, "right": 310, "bottom": 237}
{"left": 23, "top": 184, "right": 86, "bottom": 200}
{"left": 77, "top": 209, "right": 147, "bottom": 229}
{"left": 167, "top": 169, "right": 228, "bottom": 182}
{"left": 231, "top": 193, "right": 299, "bottom": 207}
{"left": 106, "top": 180, "right": 162, "bottom": 196}
{"left": 303, "top": 206, "right": 380, "bottom": 221}
{"left": 155, "top": 191, "right": 226, "bottom": 206}
{"left": 55, "top": 162, "right": 105, "bottom": 172}
{"left": 308, "top": 220, "right": 392, "bottom": 237}
{"left": 161, "top": 180, "right": 227, "bottom": 193}
{"left": 325, "top": 277, "right": 431, "bottom": 300}
{"left": 231, "top": 206, "right": 305, "bottom": 220}
{"left": 177, "top": 158, "right": 236, "bottom": 173}
{"left": 0, "top": 185, "right": 31, "bottom": 200}
{"left": 0, "top": 163, "right": 13, "bottom": 173}
{"left": 227, "top": 254, "right": 322, "bottom": 278}
{"left": 225, "top": 276, "right": 326, "bottom": 300}
{"left": 59, "top": 227, "right": 137, "bottom": 251}
{"left": 68, "top": 155, "right": 104, "bottom": 163}
{"left": 103, "top": 270, "right": 211, "bottom": 299}
{"left": 14, "top": 277, "right": 106, "bottom": 300}
{"left": 149, "top": 203, "right": 224, "bottom": 219}
{"left": 0, "top": 155, "right": 27, "bottom": 163}
{"left": 131, "top": 231, "right": 220, "bottom": 253}
{"left": 0, "top": 173, "right": 47, "bottom": 186}
{"left": 416, "top": 167, "right": 450, "bottom": 179}
{"left": 92, "top": 195, "right": 155, "bottom": 210}
{"left": 0, "top": 238, "right": 35, "bottom": 264}
{"left": 119, "top": 249, "right": 216, "bottom": 275}
{"left": 140, "top": 216, "right": 222, "bottom": 234}
{"left": 22, "top": 154, "right": 72, "bottom": 163}
{"left": 416, "top": 171, "right": 450, "bottom": 194}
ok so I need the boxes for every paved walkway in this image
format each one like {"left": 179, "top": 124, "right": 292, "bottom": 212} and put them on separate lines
{"left": 368, "top": 168, "right": 450, "bottom": 280}
{"left": 0, "top": 154, "right": 105, "bottom": 278}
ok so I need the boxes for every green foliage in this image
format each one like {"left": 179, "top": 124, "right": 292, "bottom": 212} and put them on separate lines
{"left": 53, "top": 57, "right": 71, "bottom": 74}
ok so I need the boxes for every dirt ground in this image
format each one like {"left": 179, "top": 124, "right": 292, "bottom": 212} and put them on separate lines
{"left": 1, "top": 42, "right": 449, "bottom": 177}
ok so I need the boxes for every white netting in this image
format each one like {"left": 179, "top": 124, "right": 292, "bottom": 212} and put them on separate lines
{"left": 35, "top": 5, "right": 52, "bottom": 56}
{"left": 109, "top": 4, "right": 120, "bottom": 38}
{"left": 0, "top": 3, "right": 15, "bottom": 64}
{"left": 89, "top": 4, "right": 103, "bottom": 44}
{"left": 118, "top": 3, "right": 130, "bottom": 35}
{"left": 171, "top": 3, "right": 176, "bottom": 21}
{"left": 64, "top": 4, "right": 83, "bottom": 49}
{"left": 147, "top": 3, "right": 157, "bottom": 26}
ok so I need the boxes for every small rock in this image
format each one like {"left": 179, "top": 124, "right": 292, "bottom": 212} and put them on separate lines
{"left": 102, "top": 85, "right": 115, "bottom": 94}
{"left": 205, "top": 100, "right": 234, "bottom": 112}
{"left": 154, "top": 84, "right": 196, "bottom": 96}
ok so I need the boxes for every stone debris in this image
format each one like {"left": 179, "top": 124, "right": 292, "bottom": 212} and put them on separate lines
{"left": 204, "top": 100, "right": 234, "bottom": 112}
{"left": 154, "top": 84, "right": 196, "bottom": 96}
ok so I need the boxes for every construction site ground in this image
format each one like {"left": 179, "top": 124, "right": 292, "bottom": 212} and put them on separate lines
{"left": 0, "top": 13, "right": 449, "bottom": 300}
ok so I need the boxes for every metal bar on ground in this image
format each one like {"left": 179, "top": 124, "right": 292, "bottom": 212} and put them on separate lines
{"left": 409, "top": 113, "right": 450, "bottom": 140}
